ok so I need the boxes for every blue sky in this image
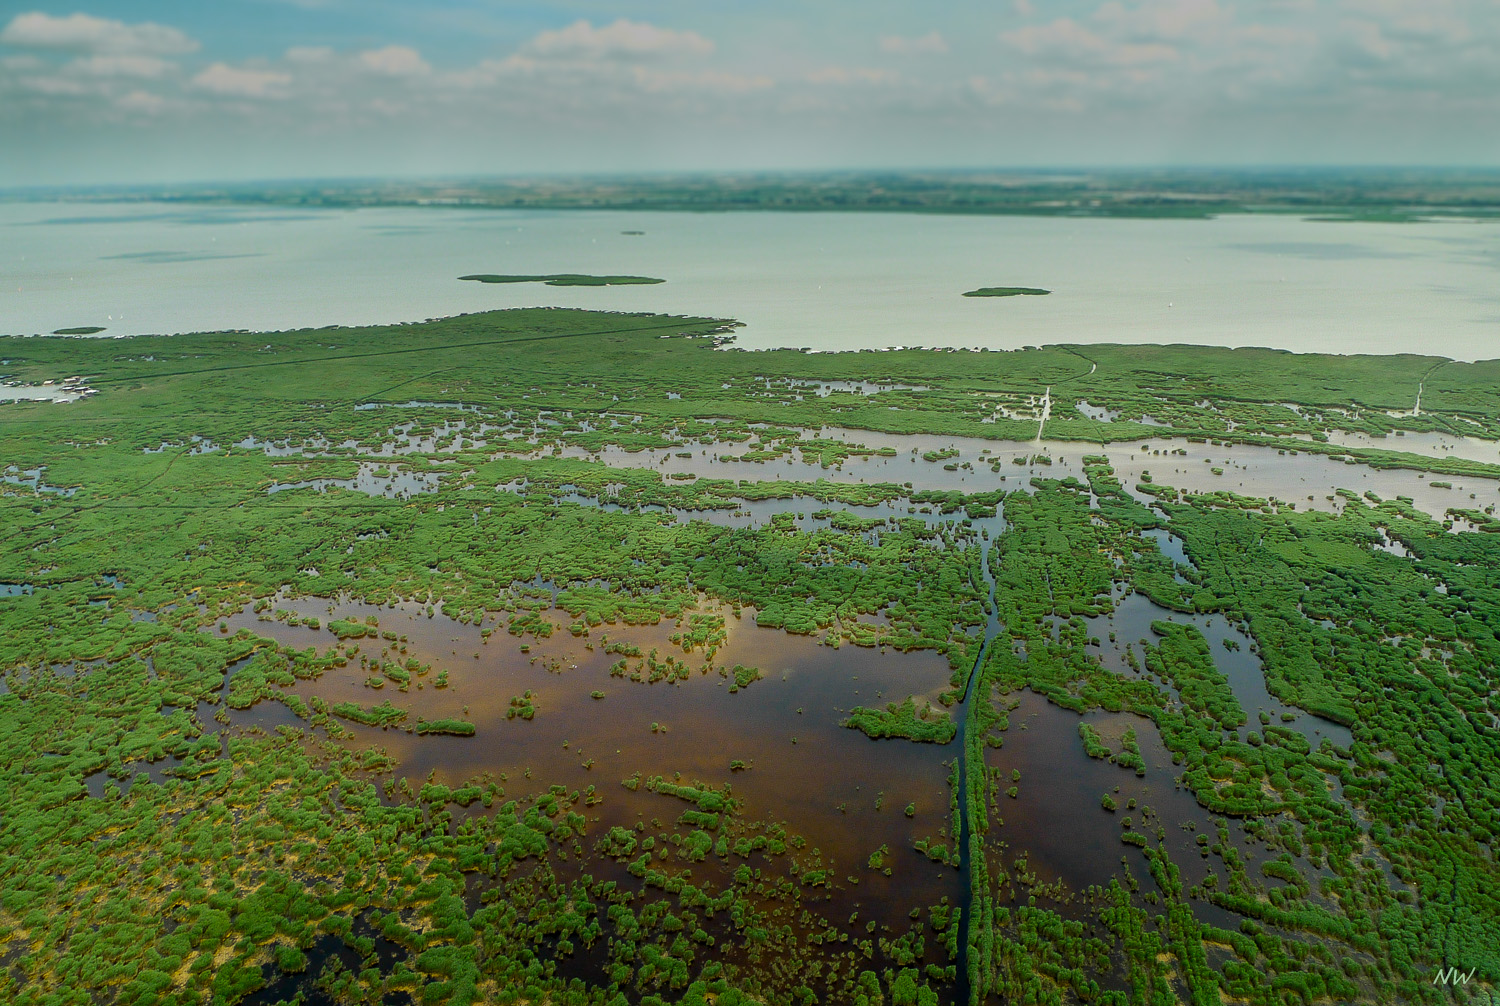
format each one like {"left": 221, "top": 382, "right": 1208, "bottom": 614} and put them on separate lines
{"left": 3, "top": 1, "right": 1498, "bottom": 186}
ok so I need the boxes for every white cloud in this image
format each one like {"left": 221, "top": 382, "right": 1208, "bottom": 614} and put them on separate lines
{"left": 1341, "top": 0, "right": 1473, "bottom": 43}
{"left": 0, "top": 11, "right": 197, "bottom": 55}
{"left": 448, "top": 53, "right": 768, "bottom": 98}
{"left": 439, "top": 18, "right": 739, "bottom": 100}
{"left": 880, "top": 31, "right": 948, "bottom": 55}
{"left": 1001, "top": 19, "right": 1178, "bottom": 66}
{"left": 1341, "top": 18, "right": 1396, "bottom": 60}
{"left": 1092, "top": 0, "right": 1233, "bottom": 41}
{"left": 808, "top": 66, "right": 901, "bottom": 86}
{"left": 16, "top": 73, "right": 90, "bottom": 96}
{"left": 5, "top": 0, "right": 1494, "bottom": 172}
{"left": 115, "top": 88, "right": 165, "bottom": 113}
{"left": 285, "top": 46, "right": 335, "bottom": 64}
{"left": 987, "top": 0, "right": 1497, "bottom": 114}
{"left": 358, "top": 45, "right": 429, "bottom": 77}
{"left": 0, "top": 53, "right": 45, "bottom": 71}
{"left": 523, "top": 19, "right": 714, "bottom": 60}
{"left": 631, "top": 67, "right": 772, "bottom": 94}
{"left": 191, "top": 63, "right": 292, "bottom": 98}
{"left": 66, "top": 54, "right": 173, "bottom": 78}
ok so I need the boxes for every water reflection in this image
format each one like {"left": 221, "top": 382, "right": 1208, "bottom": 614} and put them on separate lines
{"left": 560, "top": 427, "right": 1500, "bottom": 520}
{"left": 1088, "top": 592, "right": 1354, "bottom": 749}
{"left": 266, "top": 461, "right": 443, "bottom": 498}
{"left": 214, "top": 594, "right": 962, "bottom": 935}
{"left": 985, "top": 693, "right": 1240, "bottom": 930}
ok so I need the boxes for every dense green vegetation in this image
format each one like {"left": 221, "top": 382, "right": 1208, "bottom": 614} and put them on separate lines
{"left": 955, "top": 448, "right": 1500, "bottom": 1005}
{"left": 961, "top": 288, "right": 1049, "bottom": 298}
{"left": 3, "top": 306, "right": 1499, "bottom": 1004}
{"left": 845, "top": 698, "right": 956, "bottom": 744}
{"left": 459, "top": 274, "right": 665, "bottom": 287}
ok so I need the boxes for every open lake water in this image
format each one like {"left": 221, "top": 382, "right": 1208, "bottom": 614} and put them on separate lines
{"left": 4, "top": 200, "right": 1499, "bottom": 359}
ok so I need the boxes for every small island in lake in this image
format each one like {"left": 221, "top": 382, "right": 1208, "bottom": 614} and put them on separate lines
{"left": 962, "top": 287, "right": 1050, "bottom": 298}
{"left": 460, "top": 273, "right": 664, "bottom": 286}
{"left": 52, "top": 326, "right": 106, "bottom": 335}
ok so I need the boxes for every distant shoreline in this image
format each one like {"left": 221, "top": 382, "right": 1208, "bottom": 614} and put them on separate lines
{"left": 8, "top": 168, "right": 1500, "bottom": 223}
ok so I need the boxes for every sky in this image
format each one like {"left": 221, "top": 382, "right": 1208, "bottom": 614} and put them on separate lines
{"left": 2, "top": 0, "right": 1498, "bottom": 186}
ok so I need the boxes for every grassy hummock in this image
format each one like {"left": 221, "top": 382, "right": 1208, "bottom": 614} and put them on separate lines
{"left": 843, "top": 696, "right": 956, "bottom": 743}
{"left": 962, "top": 287, "right": 1050, "bottom": 298}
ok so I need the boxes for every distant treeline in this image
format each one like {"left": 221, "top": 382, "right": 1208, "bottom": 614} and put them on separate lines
{"left": 24, "top": 168, "right": 1500, "bottom": 222}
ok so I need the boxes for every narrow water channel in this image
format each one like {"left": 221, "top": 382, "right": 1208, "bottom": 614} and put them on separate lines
{"left": 950, "top": 512, "right": 1005, "bottom": 1006}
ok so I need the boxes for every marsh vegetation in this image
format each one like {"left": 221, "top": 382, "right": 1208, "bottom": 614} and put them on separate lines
{"left": 961, "top": 288, "right": 1050, "bottom": 298}
{"left": 3, "top": 307, "right": 1499, "bottom": 1004}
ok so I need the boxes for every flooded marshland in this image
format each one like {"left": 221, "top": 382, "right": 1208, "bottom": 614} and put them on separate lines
{"left": 188, "top": 419, "right": 1390, "bottom": 999}
{"left": 981, "top": 693, "right": 1224, "bottom": 904}
{"left": 1088, "top": 592, "right": 1354, "bottom": 751}
{"left": 9, "top": 296, "right": 1495, "bottom": 1004}
{"left": 196, "top": 385, "right": 1500, "bottom": 521}
{"left": 561, "top": 425, "right": 1500, "bottom": 520}
{"left": 212, "top": 592, "right": 968, "bottom": 956}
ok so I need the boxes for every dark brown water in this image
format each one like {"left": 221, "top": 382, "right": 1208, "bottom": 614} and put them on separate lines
{"left": 217, "top": 592, "right": 962, "bottom": 937}
{"left": 981, "top": 693, "right": 1245, "bottom": 932}
{"left": 206, "top": 556, "right": 1363, "bottom": 1001}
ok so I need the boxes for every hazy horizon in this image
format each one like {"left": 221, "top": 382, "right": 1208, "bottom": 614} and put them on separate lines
{"left": 11, "top": 164, "right": 1500, "bottom": 197}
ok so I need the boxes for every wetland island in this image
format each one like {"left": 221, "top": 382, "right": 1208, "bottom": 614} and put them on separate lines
{"left": 4, "top": 308, "right": 1500, "bottom": 1006}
